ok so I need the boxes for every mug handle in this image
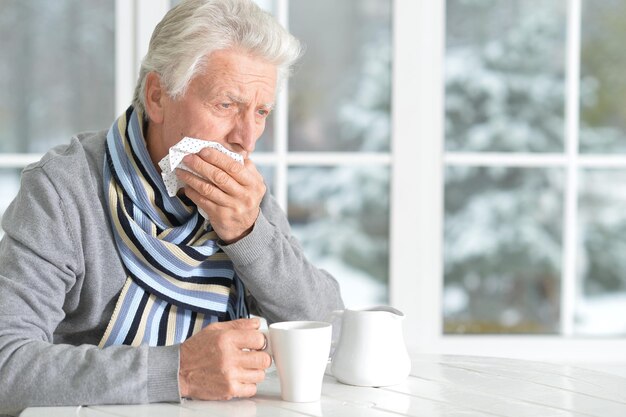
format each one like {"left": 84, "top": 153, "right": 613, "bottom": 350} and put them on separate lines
{"left": 325, "top": 310, "right": 344, "bottom": 358}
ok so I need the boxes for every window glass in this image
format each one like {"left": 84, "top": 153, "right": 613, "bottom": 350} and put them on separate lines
{"left": 256, "top": 164, "right": 275, "bottom": 196}
{"left": 0, "top": 170, "right": 22, "bottom": 239}
{"left": 255, "top": 112, "right": 274, "bottom": 152}
{"left": 288, "top": 166, "right": 390, "bottom": 308}
{"left": 288, "top": 0, "right": 391, "bottom": 152}
{"left": 444, "top": 167, "right": 563, "bottom": 334}
{"left": 0, "top": 1, "right": 115, "bottom": 153}
{"left": 443, "top": 0, "right": 568, "bottom": 335}
{"left": 577, "top": 169, "right": 626, "bottom": 335}
{"left": 253, "top": 0, "right": 275, "bottom": 152}
{"left": 167, "top": 0, "right": 392, "bottom": 309}
{"left": 445, "top": 0, "right": 566, "bottom": 153}
{"left": 579, "top": 1, "right": 626, "bottom": 154}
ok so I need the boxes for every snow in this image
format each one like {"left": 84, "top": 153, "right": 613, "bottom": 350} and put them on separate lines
{"left": 575, "top": 293, "right": 626, "bottom": 335}
{"left": 313, "top": 257, "right": 387, "bottom": 309}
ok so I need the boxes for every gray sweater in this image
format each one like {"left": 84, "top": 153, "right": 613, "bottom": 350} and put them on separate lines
{"left": 0, "top": 131, "right": 343, "bottom": 416}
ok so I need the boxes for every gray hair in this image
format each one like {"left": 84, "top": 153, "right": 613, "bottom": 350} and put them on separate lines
{"left": 132, "top": 0, "right": 302, "bottom": 116}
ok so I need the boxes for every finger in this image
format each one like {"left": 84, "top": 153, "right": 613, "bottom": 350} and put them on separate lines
{"left": 239, "top": 350, "right": 272, "bottom": 370}
{"left": 182, "top": 186, "right": 229, "bottom": 224}
{"left": 237, "top": 368, "right": 267, "bottom": 385}
{"left": 176, "top": 168, "right": 232, "bottom": 204}
{"left": 207, "top": 318, "right": 260, "bottom": 331}
{"left": 183, "top": 153, "right": 241, "bottom": 193}
{"left": 229, "top": 328, "right": 268, "bottom": 349}
{"left": 197, "top": 147, "right": 245, "bottom": 173}
{"left": 194, "top": 149, "right": 257, "bottom": 186}
{"left": 234, "top": 381, "right": 258, "bottom": 399}
{"left": 181, "top": 184, "right": 219, "bottom": 218}
{"left": 243, "top": 158, "right": 263, "bottom": 180}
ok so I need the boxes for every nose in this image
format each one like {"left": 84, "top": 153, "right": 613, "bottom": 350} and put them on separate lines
{"left": 228, "top": 108, "right": 259, "bottom": 154}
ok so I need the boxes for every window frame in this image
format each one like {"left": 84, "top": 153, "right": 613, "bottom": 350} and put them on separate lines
{"left": 2, "top": 0, "right": 624, "bottom": 362}
{"left": 393, "top": 0, "right": 626, "bottom": 362}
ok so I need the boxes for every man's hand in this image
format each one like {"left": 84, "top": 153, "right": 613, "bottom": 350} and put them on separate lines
{"left": 179, "top": 318, "right": 271, "bottom": 400}
{"left": 176, "top": 148, "right": 266, "bottom": 244}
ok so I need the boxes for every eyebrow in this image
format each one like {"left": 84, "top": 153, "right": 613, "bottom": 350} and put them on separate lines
{"left": 226, "top": 93, "right": 274, "bottom": 110}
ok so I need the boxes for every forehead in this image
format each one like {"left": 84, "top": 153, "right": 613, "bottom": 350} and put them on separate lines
{"left": 194, "top": 49, "right": 277, "bottom": 98}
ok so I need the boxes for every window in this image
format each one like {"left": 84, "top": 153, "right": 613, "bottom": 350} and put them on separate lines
{"left": 4, "top": 0, "right": 624, "bottom": 362}
{"left": 0, "top": 0, "right": 115, "bottom": 237}
{"left": 172, "top": 0, "right": 393, "bottom": 309}
{"left": 2, "top": 0, "right": 393, "bottom": 310}
{"left": 247, "top": 0, "right": 393, "bottom": 309}
{"left": 0, "top": 169, "right": 21, "bottom": 239}
{"left": 577, "top": 0, "right": 626, "bottom": 336}
{"left": 443, "top": 0, "right": 567, "bottom": 335}
{"left": 395, "top": 0, "right": 626, "bottom": 361}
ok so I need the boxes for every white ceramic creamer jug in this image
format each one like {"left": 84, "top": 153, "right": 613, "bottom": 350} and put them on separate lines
{"left": 330, "top": 306, "right": 411, "bottom": 387}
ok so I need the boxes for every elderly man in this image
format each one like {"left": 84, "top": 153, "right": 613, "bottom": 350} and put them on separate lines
{"left": 0, "top": 0, "right": 343, "bottom": 414}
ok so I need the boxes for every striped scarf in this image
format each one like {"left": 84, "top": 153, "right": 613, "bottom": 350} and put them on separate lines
{"left": 99, "top": 106, "right": 247, "bottom": 348}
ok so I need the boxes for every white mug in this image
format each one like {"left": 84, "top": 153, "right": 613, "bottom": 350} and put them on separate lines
{"left": 268, "top": 321, "right": 332, "bottom": 402}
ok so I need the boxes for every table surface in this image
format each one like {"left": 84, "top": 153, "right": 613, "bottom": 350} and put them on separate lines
{"left": 20, "top": 353, "right": 626, "bottom": 417}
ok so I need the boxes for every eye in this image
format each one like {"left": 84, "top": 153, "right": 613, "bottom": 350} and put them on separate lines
{"left": 257, "top": 108, "right": 271, "bottom": 118}
{"left": 219, "top": 103, "right": 232, "bottom": 109}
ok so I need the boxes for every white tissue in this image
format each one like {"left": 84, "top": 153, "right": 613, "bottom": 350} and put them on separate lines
{"left": 158, "top": 137, "right": 244, "bottom": 198}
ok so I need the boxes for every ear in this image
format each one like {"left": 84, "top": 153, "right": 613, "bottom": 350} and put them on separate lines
{"left": 144, "top": 72, "right": 165, "bottom": 124}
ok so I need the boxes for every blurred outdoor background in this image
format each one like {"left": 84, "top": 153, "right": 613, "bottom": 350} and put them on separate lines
{"left": 1, "top": 0, "right": 625, "bottom": 352}
{"left": 0, "top": 0, "right": 392, "bottom": 311}
{"left": 443, "top": 0, "right": 626, "bottom": 336}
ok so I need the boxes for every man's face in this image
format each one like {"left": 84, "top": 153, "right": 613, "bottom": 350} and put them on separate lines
{"left": 148, "top": 49, "right": 277, "bottom": 164}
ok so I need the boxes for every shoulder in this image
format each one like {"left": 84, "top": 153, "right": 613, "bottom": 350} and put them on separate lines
{"left": 24, "top": 130, "right": 106, "bottom": 180}
{"left": 2, "top": 130, "right": 112, "bottom": 258}
{"left": 9, "top": 131, "right": 109, "bottom": 233}
{"left": 19, "top": 131, "right": 107, "bottom": 203}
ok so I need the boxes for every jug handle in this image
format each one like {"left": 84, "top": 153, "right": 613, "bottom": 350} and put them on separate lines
{"left": 325, "top": 310, "right": 344, "bottom": 358}
{"left": 326, "top": 309, "right": 344, "bottom": 321}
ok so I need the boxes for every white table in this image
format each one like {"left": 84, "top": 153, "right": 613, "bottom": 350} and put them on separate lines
{"left": 20, "top": 354, "right": 626, "bottom": 417}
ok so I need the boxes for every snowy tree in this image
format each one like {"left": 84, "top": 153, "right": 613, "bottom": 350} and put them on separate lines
{"left": 444, "top": 0, "right": 626, "bottom": 335}
{"left": 444, "top": 1, "right": 566, "bottom": 333}
{"left": 287, "top": 11, "right": 392, "bottom": 305}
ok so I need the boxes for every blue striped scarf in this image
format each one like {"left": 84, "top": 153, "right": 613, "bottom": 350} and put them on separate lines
{"left": 99, "top": 106, "right": 247, "bottom": 348}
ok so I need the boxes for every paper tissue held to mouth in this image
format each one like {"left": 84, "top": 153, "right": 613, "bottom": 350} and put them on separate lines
{"left": 158, "top": 137, "right": 244, "bottom": 221}
{"left": 158, "top": 137, "right": 244, "bottom": 198}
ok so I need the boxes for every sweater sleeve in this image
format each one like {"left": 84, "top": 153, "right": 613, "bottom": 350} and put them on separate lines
{"left": 219, "top": 193, "right": 344, "bottom": 324}
{"left": 0, "top": 167, "right": 179, "bottom": 416}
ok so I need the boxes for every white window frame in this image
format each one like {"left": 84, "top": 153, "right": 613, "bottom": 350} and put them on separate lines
{"left": 3, "top": 0, "right": 624, "bottom": 363}
{"left": 0, "top": 0, "right": 164, "bottom": 168}
{"left": 118, "top": 0, "right": 394, "bottom": 213}
{"left": 393, "top": 0, "right": 626, "bottom": 363}
{"left": 237, "top": 0, "right": 394, "bottom": 213}
{"left": 116, "top": 0, "right": 171, "bottom": 115}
